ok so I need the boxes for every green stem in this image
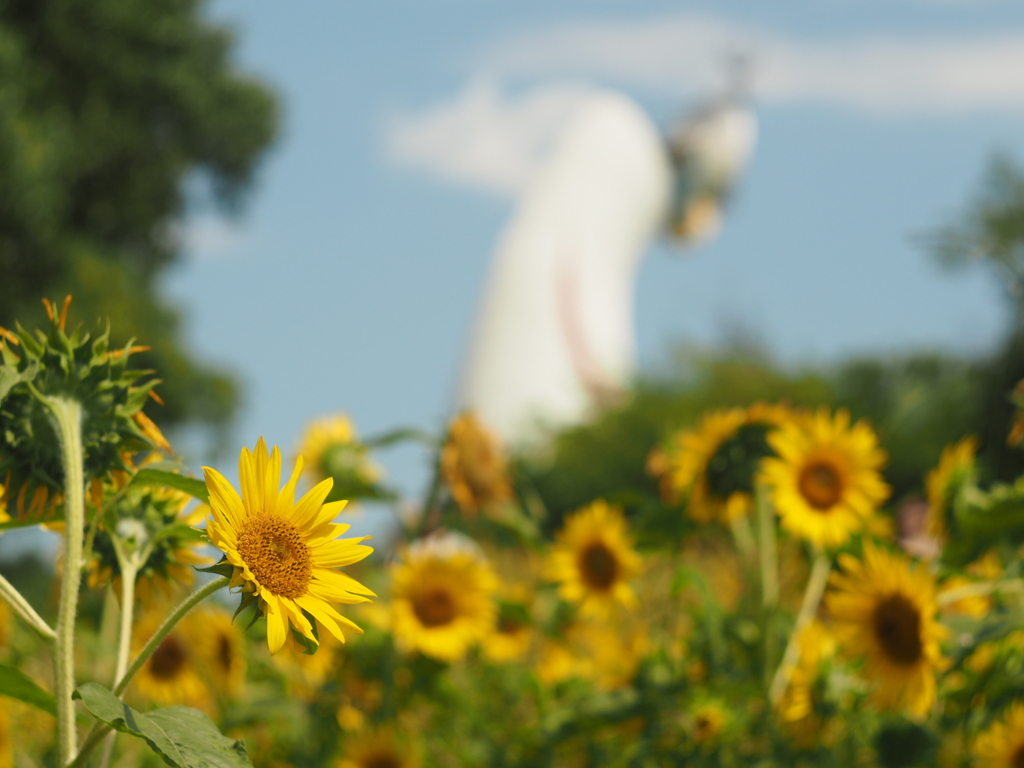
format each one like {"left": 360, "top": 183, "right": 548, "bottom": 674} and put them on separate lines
{"left": 0, "top": 572, "right": 56, "bottom": 642}
{"left": 112, "top": 562, "right": 138, "bottom": 687}
{"left": 72, "top": 576, "right": 229, "bottom": 768}
{"left": 46, "top": 396, "right": 85, "bottom": 766}
{"left": 114, "top": 576, "right": 227, "bottom": 697}
{"left": 769, "top": 551, "right": 831, "bottom": 704}
{"left": 729, "top": 514, "right": 757, "bottom": 568}
{"left": 416, "top": 458, "right": 444, "bottom": 537}
{"left": 757, "top": 488, "right": 779, "bottom": 609}
{"left": 94, "top": 587, "right": 119, "bottom": 681}
{"left": 67, "top": 725, "right": 112, "bottom": 768}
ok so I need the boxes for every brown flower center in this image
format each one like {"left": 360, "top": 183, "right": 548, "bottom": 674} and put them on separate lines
{"left": 1013, "top": 744, "right": 1024, "bottom": 768}
{"left": 149, "top": 635, "right": 186, "bottom": 680}
{"left": 873, "top": 594, "right": 923, "bottom": 666}
{"left": 798, "top": 460, "right": 843, "bottom": 511}
{"left": 412, "top": 587, "right": 457, "bottom": 628}
{"left": 363, "top": 751, "right": 402, "bottom": 768}
{"left": 216, "top": 633, "right": 234, "bottom": 673}
{"left": 236, "top": 513, "right": 312, "bottom": 599}
{"left": 579, "top": 542, "right": 619, "bottom": 591}
{"left": 498, "top": 617, "right": 523, "bottom": 635}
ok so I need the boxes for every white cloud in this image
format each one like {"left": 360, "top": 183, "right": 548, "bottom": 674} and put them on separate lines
{"left": 385, "top": 79, "right": 604, "bottom": 196}
{"left": 172, "top": 216, "right": 248, "bottom": 260}
{"left": 486, "top": 14, "right": 1024, "bottom": 115}
{"left": 385, "top": 15, "right": 1024, "bottom": 197}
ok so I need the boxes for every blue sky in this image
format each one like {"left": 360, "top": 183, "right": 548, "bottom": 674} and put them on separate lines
{"left": 160, "top": 0, "right": 1024, "bottom": 499}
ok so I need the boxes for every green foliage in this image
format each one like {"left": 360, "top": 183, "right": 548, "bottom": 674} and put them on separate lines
{"left": 927, "top": 153, "right": 1024, "bottom": 485}
{"left": 74, "top": 682, "right": 252, "bottom": 768}
{"left": 0, "top": 0, "right": 279, "bottom": 436}
{"left": 0, "top": 662, "right": 56, "bottom": 716}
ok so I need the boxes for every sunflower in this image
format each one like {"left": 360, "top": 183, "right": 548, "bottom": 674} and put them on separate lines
{"left": 654, "top": 404, "right": 793, "bottom": 523}
{"left": 338, "top": 729, "right": 420, "bottom": 768}
{"left": 547, "top": 500, "right": 640, "bottom": 618}
{"left": 691, "top": 703, "right": 727, "bottom": 745}
{"left": 390, "top": 534, "right": 497, "bottom": 661}
{"left": 482, "top": 600, "right": 534, "bottom": 663}
{"left": 974, "top": 701, "right": 1024, "bottom": 768}
{"left": 827, "top": 543, "right": 947, "bottom": 716}
{"left": 926, "top": 437, "right": 977, "bottom": 540}
{"left": 777, "top": 620, "right": 841, "bottom": 749}
{"left": 761, "top": 408, "right": 889, "bottom": 549}
{"left": 440, "top": 412, "right": 513, "bottom": 517}
{"left": 131, "top": 610, "right": 210, "bottom": 711}
{"left": 203, "top": 438, "right": 375, "bottom": 654}
{"left": 534, "top": 616, "right": 647, "bottom": 689}
{"left": 192, "top": 607, "right": 246, "bottom": 699}
{"left": 296, "top": 414, "right": 381, "bottom": 493}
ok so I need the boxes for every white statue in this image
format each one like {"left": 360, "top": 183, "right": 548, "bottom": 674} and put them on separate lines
{"left": 457, "top": 88, "right": 757, "bottom": 445}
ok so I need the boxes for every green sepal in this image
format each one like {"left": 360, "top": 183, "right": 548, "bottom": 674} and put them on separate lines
{"left": 233, "top": 590, "right": 261, "bottom": 625}
{"left": 0, "top": 663, "right": 56, "bottom": 717}
{"left": 290, "top": 609, "right": 321, "bottom": 655}
{"left": 73, "top": 683, "right": 252, "bottom": 767}
{"left": 195, "top": 558, "right": 235, "bottom": 579}
{"left": 0, "top": 360, "right": 39, "bottom": 405}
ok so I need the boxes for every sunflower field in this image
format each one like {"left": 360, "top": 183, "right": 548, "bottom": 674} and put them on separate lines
{"left": 3, "top": 298, "right": 1024, "bottom": 768}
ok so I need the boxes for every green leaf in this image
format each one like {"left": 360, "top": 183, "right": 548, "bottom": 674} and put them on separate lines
{"left": 74, "top": 683, "right": 251, "bottom": 768}
{"left": 0, "top": 360, "right": 39, "bottom": 405}
{"left": 362, "top": 426, "right": 438, "bottom": 449}
{"left": 129, "top": 469, "right": 209, "bottom": 503}
{"left": 0, "top": 663, "right": 56, "bottom": 716}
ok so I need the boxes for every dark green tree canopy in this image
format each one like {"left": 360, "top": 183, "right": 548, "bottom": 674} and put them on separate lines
{"left": 0, "top": 0, "right": 278, "bottom": 436}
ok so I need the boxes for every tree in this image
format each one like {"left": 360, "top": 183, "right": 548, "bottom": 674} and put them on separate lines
{"left": 928, "top": 154, "right": 1024, "bottom": 481}
{"left": 0, "top": 0, "right": 278, "bottom": 441}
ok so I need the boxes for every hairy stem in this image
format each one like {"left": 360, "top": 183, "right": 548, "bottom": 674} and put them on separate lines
{"left": 0, "top": 572, "right": 56, "bottom": 642}
{"left": 769, "top": 552, "right": 832, "bottom": 704}
{"left": 47, "top": 396, "right": 85, "bottom": 766}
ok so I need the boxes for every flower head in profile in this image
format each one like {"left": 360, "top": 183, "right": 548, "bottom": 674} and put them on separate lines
{"left": 0, "top": 297, "right": 169, "bottom": 522}
{"left": 547, "top": 500, "right": 640, "bottom": 618}
{"left": 88, "top": 480, "right": 212, "bottom": 601}
{"left": 203, "top": 438, "right": 375, "bottom": 654}
{"left": 653, "top": 404, "right": 792, "bottom": 523}
{"left": 390, "top": 532, "right": 497, "bottom": 662}
{"left": 973, "top": 700, "right": 1024, "bottom": 768}
{"left": 440, "top": 411, "right": 513, "bottom": 517}
{"left": 925, "top": 436, "right": 977, "bottom": 541}
{"left": 761, "top": 408, "right": 890, "bottom": 549}
{"left": 827, "top": 543, "right": 947, "bottom": 716}
{"left": 296, "top": 414, "right": 382, "bottom": 498}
